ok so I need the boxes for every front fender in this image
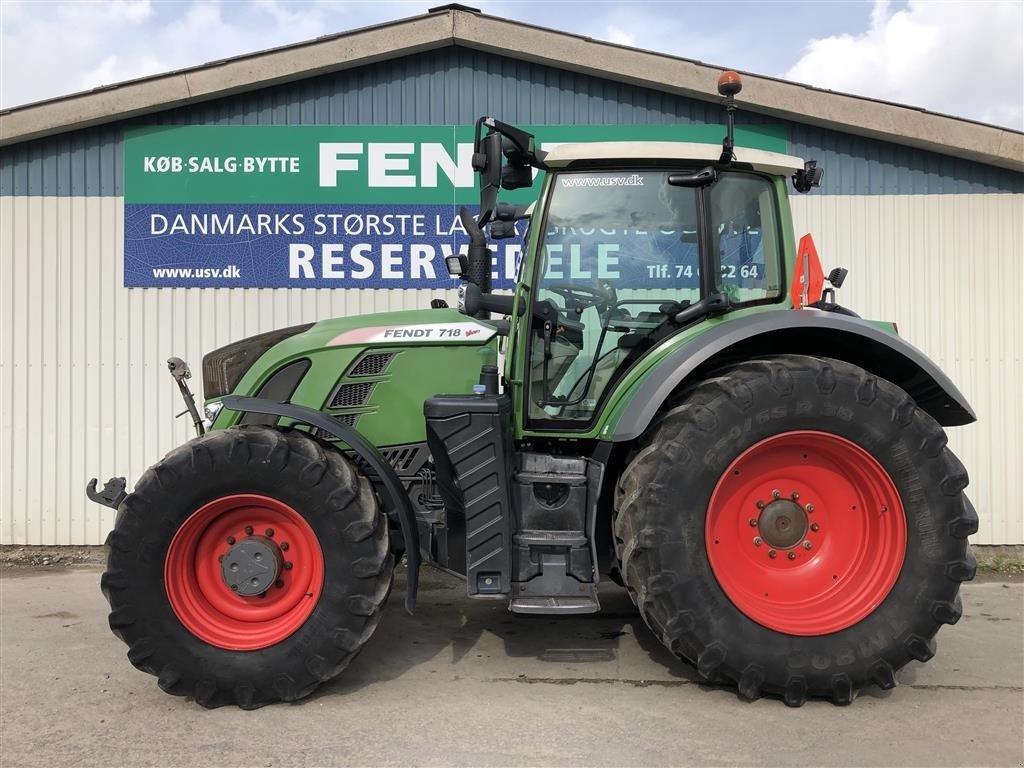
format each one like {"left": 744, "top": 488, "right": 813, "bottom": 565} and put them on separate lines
{"left": 220, "top": 395, "right": 420, "bottom": 612}
{"left": 607, "top": 310, "right": 976, "bottom": 442}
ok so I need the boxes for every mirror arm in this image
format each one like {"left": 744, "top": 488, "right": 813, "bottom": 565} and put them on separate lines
{"left": 673, "top": 293, "right": 732, "bottom": 325}
{"left": 485, "top": 118, "right": 533, "bottom": 156}
{"left": 486, "top": 318, "right": 511, "bottom": 337}
{"left": 477, "top": 293, "right": 516, "bottom": 316}
{"left": 463, "top": 282, "right": 517, "bottom": 318}
{"left": 668, "top": 166, "right": 718, "bottom": 188}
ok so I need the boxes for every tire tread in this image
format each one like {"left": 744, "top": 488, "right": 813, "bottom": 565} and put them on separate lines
{"left": 614, "top": 354, "right": 974, "bottom": 706}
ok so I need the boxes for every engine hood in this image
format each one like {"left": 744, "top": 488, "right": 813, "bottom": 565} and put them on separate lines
{"left": 202, "top": 308, "right": 496, "bottom": 401}
{"left": 206, "top": 307, "right": 500, "bottom": 449}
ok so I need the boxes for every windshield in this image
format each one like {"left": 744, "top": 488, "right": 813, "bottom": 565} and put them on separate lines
{"left": 527, "top": 168, "right": 782, "bottom": 424}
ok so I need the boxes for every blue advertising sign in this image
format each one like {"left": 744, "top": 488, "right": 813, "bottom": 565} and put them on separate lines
{"left": 123, "top": 124, "right": 787, "bottom": 289}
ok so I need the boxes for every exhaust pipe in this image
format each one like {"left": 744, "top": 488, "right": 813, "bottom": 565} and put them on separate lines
{"left": 459, "top": 206, "right": 492, "bottom": 302}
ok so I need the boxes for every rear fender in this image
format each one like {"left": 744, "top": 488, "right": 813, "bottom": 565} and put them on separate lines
{"left": 609, "top": 310, "right": 975, "bottom": 442}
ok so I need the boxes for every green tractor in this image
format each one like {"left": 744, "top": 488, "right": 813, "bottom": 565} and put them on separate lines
{"left": 88, "top": 71, "right": 977, "bottom": 708}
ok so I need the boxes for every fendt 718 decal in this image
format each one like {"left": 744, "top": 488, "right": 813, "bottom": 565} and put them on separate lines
{"left": 328, "top": 322, "right": 497, "bottom": 346}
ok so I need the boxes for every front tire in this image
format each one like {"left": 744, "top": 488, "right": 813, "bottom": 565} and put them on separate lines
{"left": 102, "top": 426, "right": 393, "bottom": 708}
{"left": 614, "top": 355, "right": 977, "bottom": 706}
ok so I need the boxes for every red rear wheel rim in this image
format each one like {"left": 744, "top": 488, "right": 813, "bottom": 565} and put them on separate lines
{"left": 706, "top": 431, "right": 906, "bottom": 636}
{"left": 164, "top": 494, "right": 324, "bottom": 651}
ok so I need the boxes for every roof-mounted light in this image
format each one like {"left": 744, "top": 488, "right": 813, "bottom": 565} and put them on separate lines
{"left": 717, "top": 70, "right": 743, "bottom": 98}
{"left": 717, "top": 70, "right": 742, "bottom": 163}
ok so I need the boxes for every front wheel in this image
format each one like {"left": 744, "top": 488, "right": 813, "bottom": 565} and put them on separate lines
{"left": 102, "top": 426, "right": 393, "bottom": 708}
{"left": 614, "top": 355, "right": 977, "bottom": 706}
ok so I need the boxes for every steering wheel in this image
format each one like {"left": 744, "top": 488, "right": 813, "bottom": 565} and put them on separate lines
{"left": 547, "top": 282, "right": 617, "bottom": 315}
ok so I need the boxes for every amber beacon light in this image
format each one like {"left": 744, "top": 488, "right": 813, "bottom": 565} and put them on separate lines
{"left": 717, "top": 70, "right": 743, "bottom": 97}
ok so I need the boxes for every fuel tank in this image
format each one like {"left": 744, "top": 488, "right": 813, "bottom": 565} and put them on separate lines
{"left": 206, "top": 308, "right": 499, "bottom": 448}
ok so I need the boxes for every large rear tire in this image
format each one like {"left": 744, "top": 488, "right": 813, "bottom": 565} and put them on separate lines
{"left": 614, "top": 355, "right": 977, "bottom": 706}
{"left": 102, "top": 426, "right": 393, "bottom": 708}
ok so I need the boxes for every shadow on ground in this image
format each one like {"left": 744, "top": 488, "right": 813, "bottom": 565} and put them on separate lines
{"left": 312, "top": 565, "right": 707, "bottom": 703}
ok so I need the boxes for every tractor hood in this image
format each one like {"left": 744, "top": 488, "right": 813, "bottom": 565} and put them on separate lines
{"left": 202, "top": 307, "right": 496, "bottom": 400}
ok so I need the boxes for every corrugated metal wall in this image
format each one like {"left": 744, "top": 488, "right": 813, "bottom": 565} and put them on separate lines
{"left": 0, "top": 194, "right": 454, "bottom": 544}
{"left": 790, "top": 194, "right": 1024, "bottom": 546}
{"left": 1, "top": 46, "right": 1022, "bottom": 545}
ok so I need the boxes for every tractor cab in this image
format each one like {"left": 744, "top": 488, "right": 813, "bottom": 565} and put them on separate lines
{"left": 448, "top": 72, "right": 823, "bottom": 433}
{"left": 517, "top": 143, "right": 801, "bottom": 426}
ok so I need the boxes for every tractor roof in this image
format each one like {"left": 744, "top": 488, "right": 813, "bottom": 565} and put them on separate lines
{"left": 544, "top": 142, "right": 805, "bottom": 176}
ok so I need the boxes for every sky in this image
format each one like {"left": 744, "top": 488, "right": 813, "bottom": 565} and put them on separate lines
{"left": 1, "top": 0, "right": 1022, "bottom": 130}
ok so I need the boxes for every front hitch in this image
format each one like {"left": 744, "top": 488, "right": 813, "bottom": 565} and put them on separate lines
{"left": 86, "top": 477, "right": 127, "bottom": 510}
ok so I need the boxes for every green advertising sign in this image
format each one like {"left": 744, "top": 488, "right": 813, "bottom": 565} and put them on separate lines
{"left": 124, "top": 123, "right": 788, "bottom": 204}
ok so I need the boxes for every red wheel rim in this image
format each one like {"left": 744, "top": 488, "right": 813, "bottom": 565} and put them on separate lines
{"left": 164, "top": 494, "right": 324, "bottom": 651}
{"left": 706, "top": 431, "right": 906, "bottom": 636}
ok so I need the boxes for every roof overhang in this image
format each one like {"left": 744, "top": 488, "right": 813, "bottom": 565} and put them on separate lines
{"left": 544, "top": 141, "right": 805, "bottom": 175}
{"left": 1, "top": 6, "right": 1021, "bottom": 173}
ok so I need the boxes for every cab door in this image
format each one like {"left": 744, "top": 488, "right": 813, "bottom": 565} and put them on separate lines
{"left": 512, "top": 168, "right": 786, "bottom": 438}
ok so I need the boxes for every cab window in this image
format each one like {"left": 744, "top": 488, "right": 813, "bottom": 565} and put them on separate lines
{"left": 710, "top": 173, "right": 783, "bottom": 303}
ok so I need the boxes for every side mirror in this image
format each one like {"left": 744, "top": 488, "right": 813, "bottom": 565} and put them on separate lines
{"left": 792, "top": 160, "right": 824, "bottom": 193}
{"left": 499, "top": 134, "right": 538, "bottom": 190}
{"left": 490, "top": 220, "right": 517, "bottom": 240}
{"left": 476, "top": 131, "right": 503, "bottom": 224}
{"left": 501, "top": 164, "right": 533, "bottom": 190}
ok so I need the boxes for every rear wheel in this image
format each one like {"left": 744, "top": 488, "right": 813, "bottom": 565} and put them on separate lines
{"left": 615, "top": 355, "right": 977, "bottom": 706}
{"left": 102, "top": 426, "right": 393, "bottom": 708}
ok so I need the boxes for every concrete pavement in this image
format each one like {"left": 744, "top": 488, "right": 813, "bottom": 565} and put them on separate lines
{"left": 1, "top": 566, "right": 1021, "bottom": 767}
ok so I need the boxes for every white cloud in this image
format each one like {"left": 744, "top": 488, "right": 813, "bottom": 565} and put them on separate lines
{"left": 786, "top": 0, "right": 1023, "bottom": 129}
{"left": 604, "top": 24, "right": 637, "bottom": 47}
{"left": 0, "top": 0, "right": 339, "bottom": 108}
{"left": 1, "top": 0, "right": 158, "bottom": 106}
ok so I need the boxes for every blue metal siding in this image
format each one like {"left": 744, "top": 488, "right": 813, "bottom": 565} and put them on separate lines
{"left": 1, "top": 123, "right": 123, "bottom": 197}
{"left": 788, "top": 123, "right": 1022, "bottom": 195}
{"left": 2, "top": 46, "right": 1021, "bottom": 196}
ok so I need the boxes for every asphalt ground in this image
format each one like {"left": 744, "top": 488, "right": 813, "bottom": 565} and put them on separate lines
{"left": 1, "top": 566, "right": 1021, "bottom": 768}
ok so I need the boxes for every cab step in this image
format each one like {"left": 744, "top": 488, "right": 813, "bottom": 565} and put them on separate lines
{"left": 510, "top": 593, "right": 600, "bottom": 615}
{"left": 513, "top": 530, "right": 588, "bottom": 547}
